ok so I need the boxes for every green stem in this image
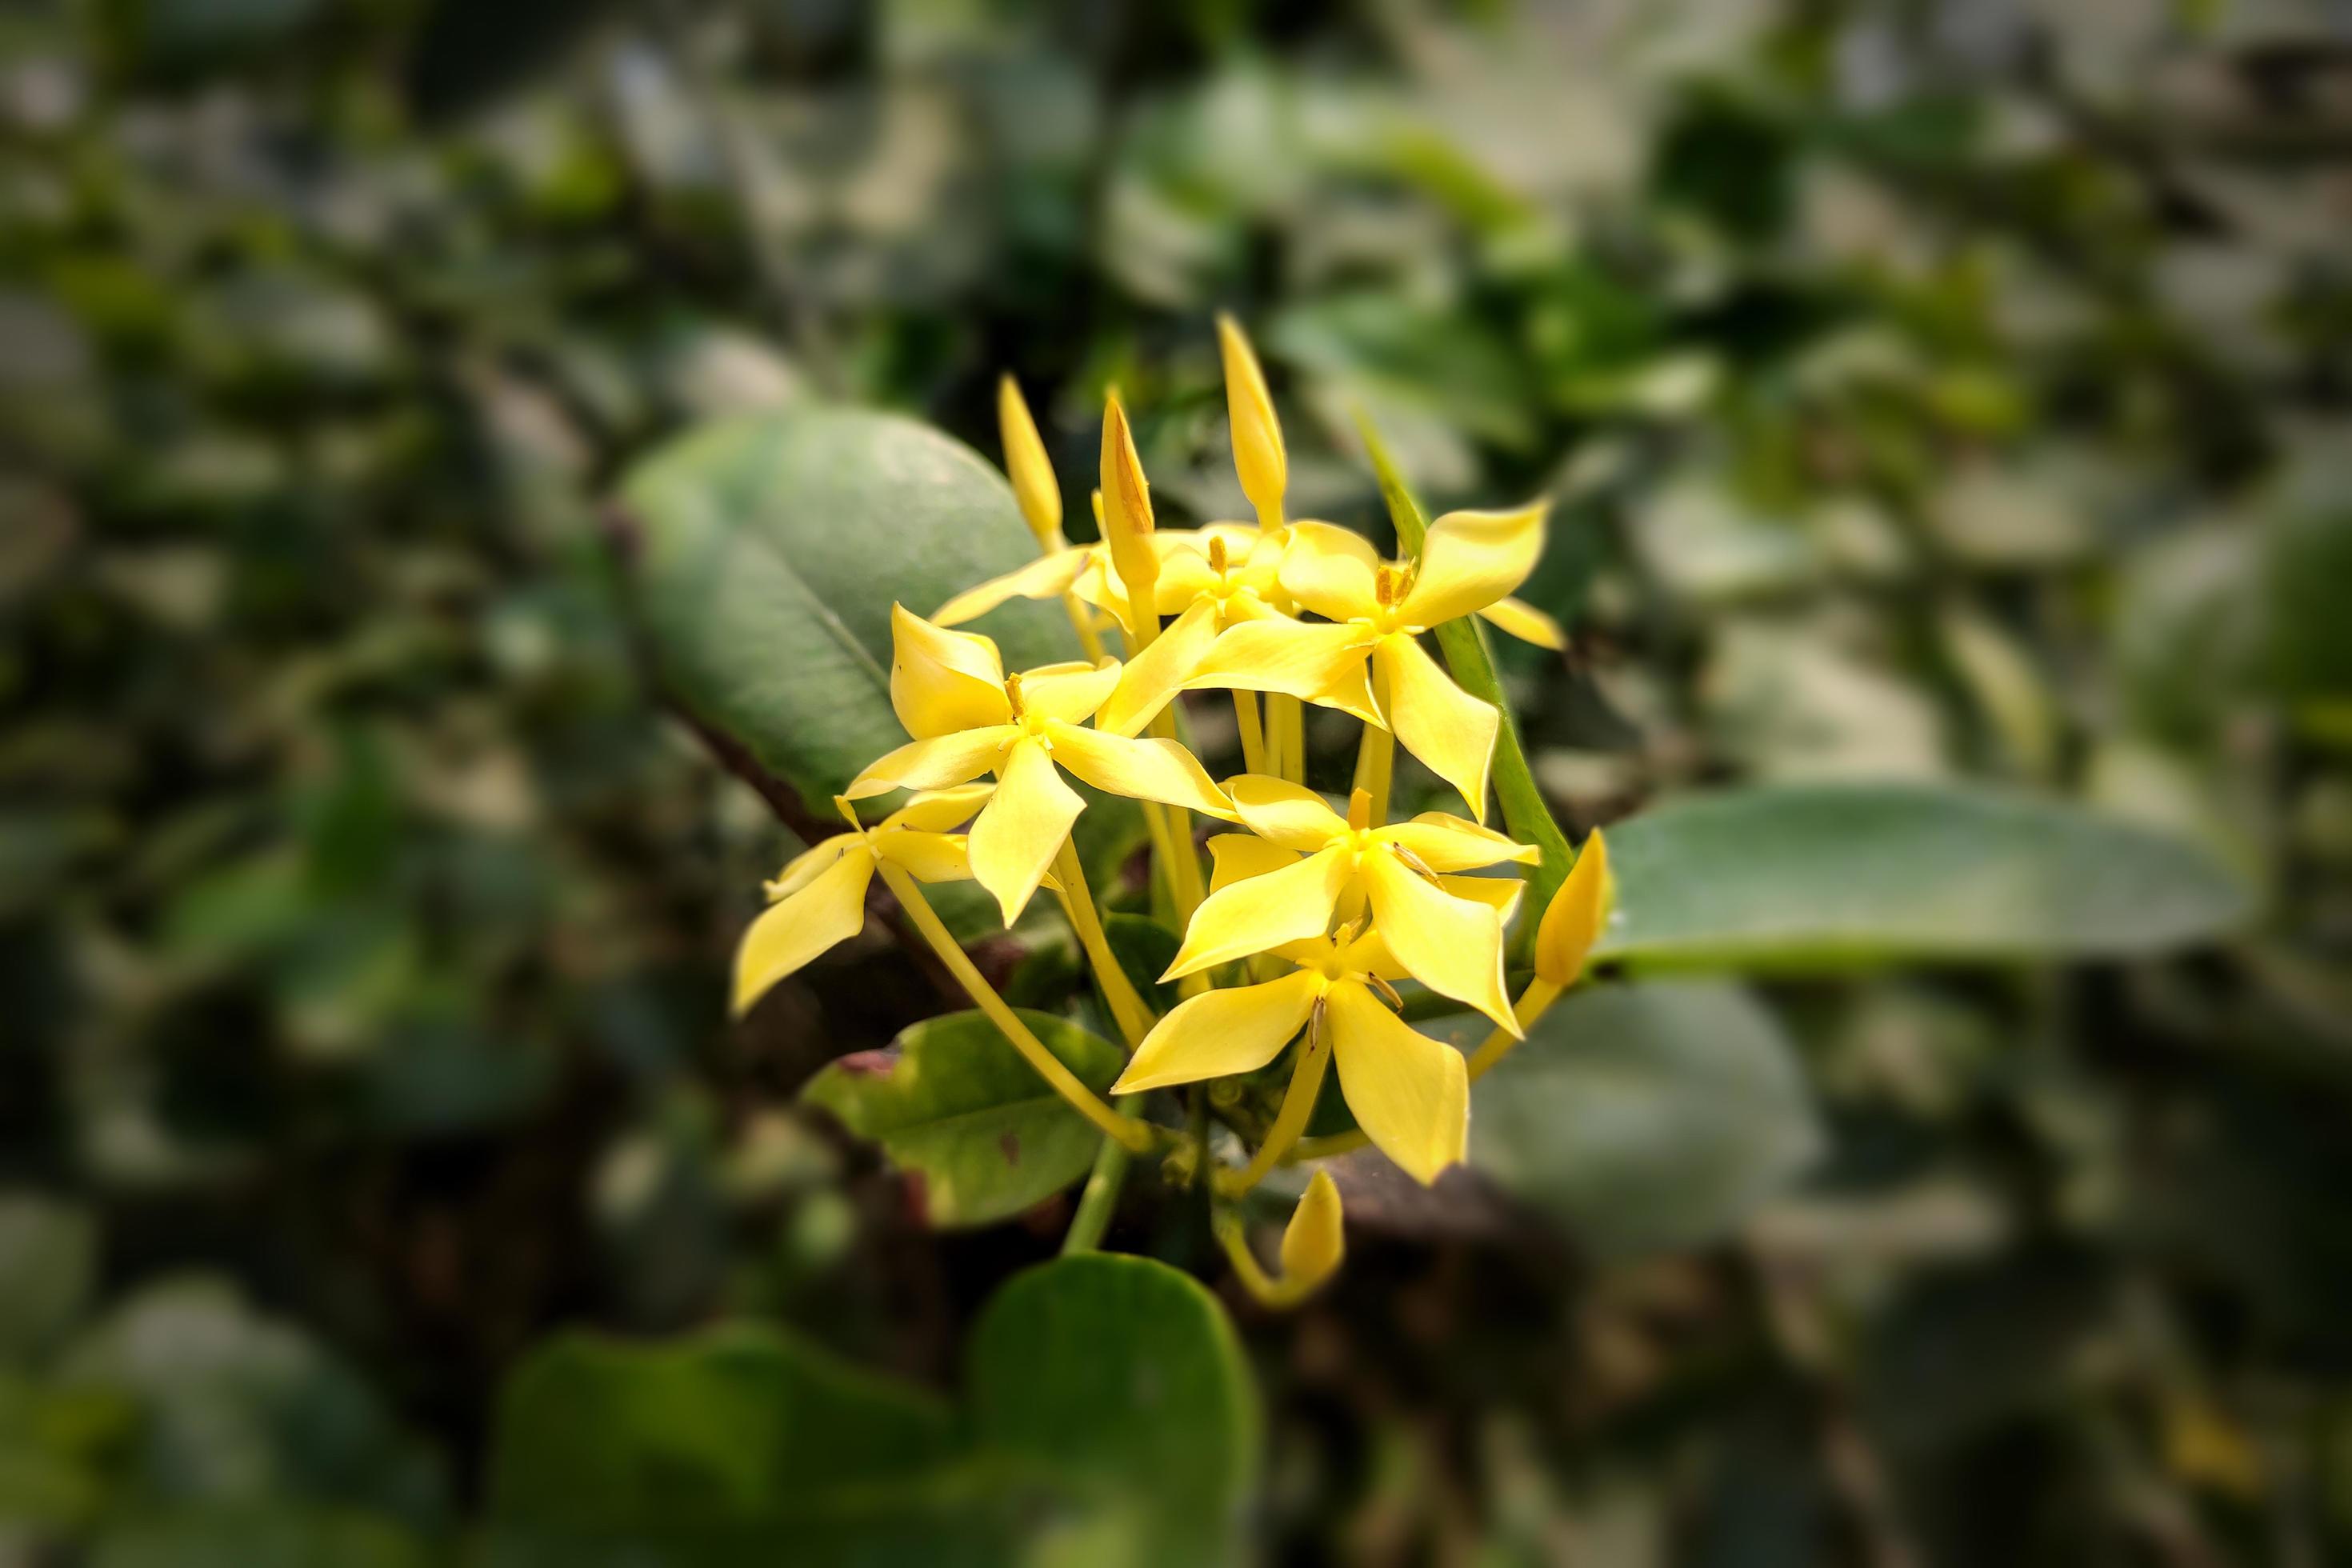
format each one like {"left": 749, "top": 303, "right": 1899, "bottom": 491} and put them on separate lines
{"left": 1062, "top": 1117, "right": 1132, "bottom": 1254}
{"left": 1358, "top": 414, "right": 1574, "bottom": 952}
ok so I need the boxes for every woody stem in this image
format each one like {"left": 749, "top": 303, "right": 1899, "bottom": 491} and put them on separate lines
{"left": 1050, "top": 838, "right": 1154, "bottom": 1050}
{"left": 1215, "top": 1012, "right": 1332, "bottom": 1196}
{"left": 876, "top": 862, "right": 1154, "bottom": 1154}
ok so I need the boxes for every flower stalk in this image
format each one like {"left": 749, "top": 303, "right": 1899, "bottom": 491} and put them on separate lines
{"left": 876, "top": 861, "right": 1154, "bottom": 1154}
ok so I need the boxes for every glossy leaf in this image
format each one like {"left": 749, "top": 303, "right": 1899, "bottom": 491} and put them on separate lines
{"left": 1470, "top": 983, "right": 1822, "bottom": 1258}
{"left": 802, "top": 1009, "right": 1123, "bottom": 1228}
{"left": 968, "top": 1253, "right": 1259, "bottom": 1563}
{"left": 1595, "top": 782, "right": 2254, "bottom": 971}
{"left": 616, "top": 407, "right": 1078, "bottom": 813}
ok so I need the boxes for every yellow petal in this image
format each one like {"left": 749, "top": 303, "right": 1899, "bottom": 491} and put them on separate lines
{"left": 1206, "top": 832, "right": 1299, "bottom": 894}
{"left": 966, "top": 737, "right": 1084, "bottom": 925}
{"left": 1044, "top": 722, "right": 1233, "bottom": 818}
{"left": 1376, "top": 634, "right": 1498, "bottom": 822}
{"left": 1112, "top": 970, "right": 1322, "bottom": 1094}
{"left": 845, "top": 726, "right": 1015, "bottom": 798}
{"left": 765, "top": 834, "right": 855, "bottom": 901}
{"left": 1185, "top": 619, "right": 1382, "bottom": 726}
{"left": 889, "top": 603, "right": 1011, "bottom": 738}
{"left": 1360, "top": 848, "right": 1516, "bottom": 1031}
{"left": 878, "top": 830, "right": 970, "bottom": 884}
{"left": 1534, "top": 828, "right": 1613, "bottom": 988}
{"left": 1095, "top": 598, "right": 1219, "bottom": 738}
{"left": 1162, "top": 845, "right": 1351, "bottom": 980}
{"left": 998, "top": 374, "right": 1062, "bottom": 546}
{"left": 1326, "top": 982, "right": 1468, "bottom": 1186}
{"left": 1276, "top": 521, "right": 1381, "bottom": 622}
{"left": 1375, "top": 814, "right": 1538, "bottom": 872}
{"left": 1396, "top": 502, "right": 1548, "bottom": 630}
{"left": 1225, "top": 774, "right": 1347, "bottom": 853}
{"left": 879, "top": 783, "right": 994, "bottom": 834}
{"left": 1478, "top": 594, "right": 1566, "bottom": 650}
{"left": 1218, "top": 314, "right": 1288, "bottom": 521}
{"left": 1438, "top": 872, "right": 1524, "bottom": 923}
{"left": 1017, "top": 658, "right": 1123, "bottom": 723}
{"left": 1278, "top": 1168, "right": 1345, "bottom": 1293}
{"left": 932, "top": 550, "right": 1088, "bottom": 627}
{"left": 733, "top": 846, "right": 875, "bottom": 1015}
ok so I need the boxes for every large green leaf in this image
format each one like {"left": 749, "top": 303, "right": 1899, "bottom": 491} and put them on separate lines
{"left": 1471, "top": 983, "right": 1822, "bottom": 1258}
{"left": 488, "top": 1323, "right": 954, "bottom": 1530}
{"left": 616, "top": 407, "right": 1078, "bottom": 813}
{"left": 802, "top": 1008, "right": 1123, "bottom": 1228}
{"left": 1594, "top": 782, "right": 2254, "bottom": 971}
{"left": 967, "top": 1254, "right": 1259, "bottom": 1564}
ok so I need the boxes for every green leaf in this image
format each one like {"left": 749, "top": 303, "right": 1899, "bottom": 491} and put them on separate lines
{"left": 967, "top": 1253, "right": 1259, "bottom": 1563}
{"left": 488, "top": 1323, "right": 954, "bottom": 1530}
{"left": 615, "top": 407, "right": 1079, "bottom": 814}
{"left": 1470, "top": 983, "right": 1822, "bottom": 1258}
{"left": 1595, "top": 782, "right": 2254, "bottom": 970}
{"left": 1357, "top": 417, "right": 1574, "bottom": 943}
{"left": 802, "top": 1009, "right": 1123, "bottom": 1228}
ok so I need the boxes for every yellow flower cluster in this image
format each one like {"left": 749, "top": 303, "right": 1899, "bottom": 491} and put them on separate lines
{"left": 731, "top": 318, "right": 1612, "bottom": 1302}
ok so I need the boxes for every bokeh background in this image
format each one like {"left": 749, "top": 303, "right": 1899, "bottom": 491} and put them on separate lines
{"left": 5, "top": 0, "right": 2351, "bottom": 1562}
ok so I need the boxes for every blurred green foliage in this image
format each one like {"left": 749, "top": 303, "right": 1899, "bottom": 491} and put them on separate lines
{"left": 2, "top": 0, "right": 2348, "bottom": 1562}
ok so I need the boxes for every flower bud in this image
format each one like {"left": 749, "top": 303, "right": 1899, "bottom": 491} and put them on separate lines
{"left": 1098, "top": 392, "right": 1159, "bottom": 615}
{"left": 1218, "top": 314, "right": 1286, "bottom": 524}
{"left": 998, "top": 375, "right": 1062, "bottom": 548}
{"left": 1278, "top": 1169, "right": 1345, "bottom": 1297}
{"left": 1533, "top": 829, "right": 1612, "bottom": 988}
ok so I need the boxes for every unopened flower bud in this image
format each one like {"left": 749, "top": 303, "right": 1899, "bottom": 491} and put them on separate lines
{"left": 1278, "top": 1169, "right": 1345, "bottom": 1297}
{"left": 1098, "top": 392, "right": 1159, "bottom": 616}
{"left": 1218, "top": 314, "right": 1286, "bottom": 525}
{"left": 1534, "top": 829, "right": 1613, "bottom": 988}
{"left": 998, "top": 376, "right": 1062, "bottom": 548}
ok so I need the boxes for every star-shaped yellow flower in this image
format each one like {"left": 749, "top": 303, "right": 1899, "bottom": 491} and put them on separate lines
{"left": 733, "top": 785, "right": 989, "bottom": 1016}
{"left": 1112, "top": 923, "right": 1469, "bottom": 1185}
{"left": 1182, "top": 505, "right": 1558, "bottom": 818}
{"left": 845, "top": 606, "right": 1230, "bottom": 924}
{"left": 1162, "top": 778, "right": 1534, "bottom": 1029}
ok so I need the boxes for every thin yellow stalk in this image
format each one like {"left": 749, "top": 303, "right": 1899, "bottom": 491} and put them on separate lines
{"left": 1215, "top": 1005, "right": 1332, "bottom": 1195}
{"left": 1267, "top": 694, "right": 1305, "bottom": 785}
{"left": 1354, "top": 663, "right": 1394, "bottom": 827}
{"left": 1050, "top": 838, "right": 1154, "bottom": 1050}
{"left": 876, "top": 862, "right": 1154, "bottom": 1153}
{"left": 1061, "top": 593, "right": 1106, "bottom": 663}
{"left": 1233, "top": 690, "right": 1266, "bottom": 776}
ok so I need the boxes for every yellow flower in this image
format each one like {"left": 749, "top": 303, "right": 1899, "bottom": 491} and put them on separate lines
{"left": 846, "top": 606, "right": 1230, "bottom": 924}
{"left": 733, "top": 786, "right": 989, "bottom": 1016}
{"left": 1163, "top": 778, "right": 1533, "bottom": 1029}
{"left": 1182, "top": 504, "right": 1558, "bottom": 818}
{"left": 1113, "top": 923, "right": 1469, "bottom": 1185}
